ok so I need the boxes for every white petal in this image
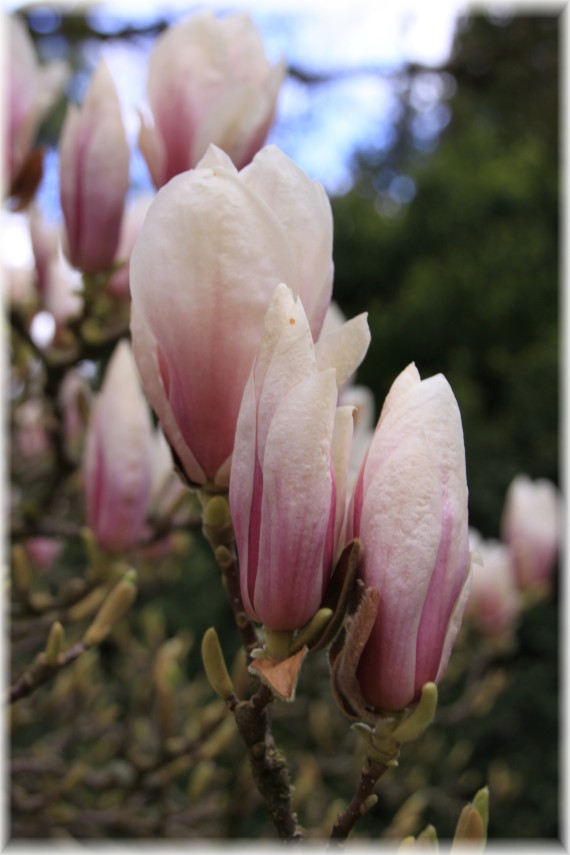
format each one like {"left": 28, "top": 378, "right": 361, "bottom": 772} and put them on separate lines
{"left": 315, "top": 313, "right": 371, "bottom": 389}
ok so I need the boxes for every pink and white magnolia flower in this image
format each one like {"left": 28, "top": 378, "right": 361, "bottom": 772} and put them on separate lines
{"left": 230, "top": 283, "right": 370, "bottom": 632}
{"left": 59, "top": 61, "right": 130, "bottom": 273}
{"left": 501, "top": 475, "right": 562, "bottom": 593}
{"left": 130, "top": 144, "right": 334, "bottom": 489}
{"left": 466, "top": 530, "right": 521, "bottom": 636}
{"left": 5, "top": 15, "right": 68, "bottom": 187}
{"left": 349, "top": 363, "right": 471, "bottom": 712}
{"left": 82, "top": 341, "right": 154, "bottom": 554}
{"left": 138, "top": 11, "right": 285, "bottom": 187}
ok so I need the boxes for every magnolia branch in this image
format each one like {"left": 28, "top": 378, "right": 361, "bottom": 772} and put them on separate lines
{"left": 228, "top": 683, "right": 304, "bottom": 840}
{"left": 330, "top": 756, "right": 388, "bottom": 841}
{"left": 9, "top": 639, "right": 88, "bottom": 704}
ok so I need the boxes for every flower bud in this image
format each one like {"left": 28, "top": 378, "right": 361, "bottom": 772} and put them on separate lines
{"left": 230, "top": 283, "right": 370, "bottom": 632}
{"left": 59, "top": 61, "right": 129, "bottom": 273}
{"left": 5, "top": 15, "right": 68, "bottom": 191}
{"left": 82, "top": 340, "right": 154, "bottom": 553}
{"left": 466, "top": 530, "right": 521, "bottom": 636}
{"left": 138, "top": 11, "right": 285, "bottom": 187}
{"left": 130, "top": 144, "right": 334, "bottom": 488}
{"left": 349, "top": 363, "right": 470, "bottom": 712}
{"left": 501, "top": 474, "right": 562, "bottom": 593}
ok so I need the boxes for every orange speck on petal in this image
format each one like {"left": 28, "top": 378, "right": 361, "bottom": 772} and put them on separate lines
{"left": 289, "top": 318, "right": 295, "bottom": 325}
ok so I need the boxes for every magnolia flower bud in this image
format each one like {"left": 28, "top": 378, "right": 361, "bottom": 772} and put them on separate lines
{"left": 5, "top": 15, "right": 68, "bottom": 189}
{"left": 501, "top": 475, "right": 562, "bottom": 593}
{"left": 349, "top": 363, "right": 470, "bottom": 712}
{"left": 138, "top": 11, "right": 285, "bottom": 187}
{"left": 59, "top": 61, "right": 129, "bottom": 273}
{"left": 230, "top": 283, "right": 370, "bottom": 632}
{"left": 130, "top": 144, "right": 334, "bottom": 488}
{"left": 466, "top": 530, "right": 521, "bottom": 636}
{"left": 82, "top": 341, "right": 154, "bottom": 553}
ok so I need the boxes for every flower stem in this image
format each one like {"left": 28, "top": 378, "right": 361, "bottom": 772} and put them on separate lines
{"left": 329, "top": 756, "right": 387, "bottom": 842}
{"left": 232, "top": 684, "right": 304, "bottom": 840}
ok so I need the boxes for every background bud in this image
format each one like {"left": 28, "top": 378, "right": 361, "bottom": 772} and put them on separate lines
{"left": 82, "top": 340, "right": 154, "bottom": 553}
{"left": 138, "top": 11, "right": 285, "bottom": 186}
{"left": 501, "top": 474, "right": 562, "bottom": 594}
{"left": 59, "top": 61, "right": 129, "bottom": 273}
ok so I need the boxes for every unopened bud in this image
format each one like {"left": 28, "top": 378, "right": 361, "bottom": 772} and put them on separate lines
{"left": 66, "top": 586, "right": 107, "bottom": 622}
{"left": 417, "top": 824, "right": 438, "bottom": 846}
{"left": 202, "top": 495, "right": 231, "bottom": 529}
{"left": 473, "top": 786, "right": 489, "bottom": 832}
{"left": 453, "top": 805, "right": 484, "bottom": 846}
{"left": 12, "top": 544, "right": 31, "bottom": 595}
{"left": 452, "top": 788, "right": 489, "bottom": 851}
{"left": 200, "top": 493, "right": 233, "bottom": 549}
{"left": 201, "top": 627, "right": 235, "bottom": 701}
{"left": 362, "top": 794, "right": 378, "bottom": 813}
{"left": 83, "top": 569, "right": 137, "bottom": 646}
{"left": 45, "top": 621, "right": 65, "bottom": 665}
{"left": 214, "top": 545, "right": 233, "bottom": 567}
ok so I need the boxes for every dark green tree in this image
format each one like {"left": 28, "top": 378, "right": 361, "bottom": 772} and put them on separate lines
{"left": 332, "top": 14, "right": 559, "bottom": 536}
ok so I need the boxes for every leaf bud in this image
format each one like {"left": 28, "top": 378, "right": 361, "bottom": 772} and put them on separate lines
{"left": 83, "top": 568, "right": 137, "bottom": 646}
{"left": 45, "top": 621, "right": 65, "bottom": 665}
{"left": 201, "top": 627, "right": 235, "bottom": 701}
{"left": 452, "top": 786, "right": 489, "bottom": 849}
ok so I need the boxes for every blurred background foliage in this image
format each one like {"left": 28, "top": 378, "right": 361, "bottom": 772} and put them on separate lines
{"left": 332, "top": 14, "right": 559, "bottom": 538}
{"left": 9, "top": 6, "right": 561, "bottom": 844}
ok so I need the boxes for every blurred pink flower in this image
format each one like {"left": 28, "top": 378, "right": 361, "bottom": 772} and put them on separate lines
{"left": 5, "top": 15, "right": 68, "bottom": 187}
{"left": 349, "top": 363, "right": 470, "bottom": 712}
{"left": 466, "top": 530, "right": 521, "bottom": 636}
{"left": 25, "top": 537, "right": 63, "bottom": 572}
{"left": 501, "top": 474, "right": 562, "bottom": 593}
{"left": 130, "top": 144, "right": 333, "bottom": 488}
{"left": 82, "top": 341, "right": 154, "bottom": 553}
{"left": 230, "top": 283, "right": 370, "bottom": 632}
{"left": 138, "top": 11, "right": 285, "bottom": 187}
{"left": 59, "top": 61, "right": 130, "bottom": 273}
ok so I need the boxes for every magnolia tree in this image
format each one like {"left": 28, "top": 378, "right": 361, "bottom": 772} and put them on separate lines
{"left": 6, "top": 11, "right": 562, "bottom": 844}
